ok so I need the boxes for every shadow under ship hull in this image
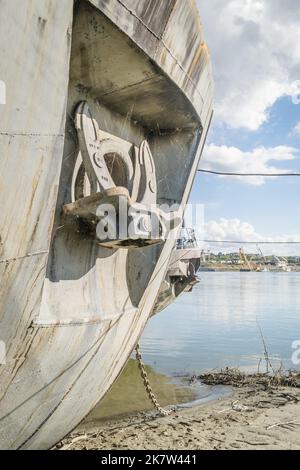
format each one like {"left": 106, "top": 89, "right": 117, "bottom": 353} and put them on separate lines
{"left": 0, "top": 0, "right": 213, "bottom": 449}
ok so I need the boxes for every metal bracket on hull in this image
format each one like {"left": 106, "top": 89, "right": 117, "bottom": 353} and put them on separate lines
{"left": 151, "top": 228, "right": 201, "bottom": 316}
{"left": 63, "top": 102, "right": 181, "bottom": 248}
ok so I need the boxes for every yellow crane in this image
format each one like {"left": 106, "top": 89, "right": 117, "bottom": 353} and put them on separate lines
{"left": 239, "top": 248, "right": 253, "bottom": 271}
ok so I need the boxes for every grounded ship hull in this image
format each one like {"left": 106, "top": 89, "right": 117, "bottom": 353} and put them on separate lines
{"left": 0, "top": 0, "right": 213, "bottom": 449}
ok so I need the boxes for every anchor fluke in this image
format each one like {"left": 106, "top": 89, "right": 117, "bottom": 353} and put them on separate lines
{"left": 64, "top": 102, "right": 181, "bottom": 248}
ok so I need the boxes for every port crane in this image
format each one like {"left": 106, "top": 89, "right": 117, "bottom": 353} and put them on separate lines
{"left": 273, "top": 255, "right": 291, "bottom": 272}
{"left": 256, "top": 244, "right": 269, "bottom": 271}
{"left": 239, "top": 248, "right": 254, "bottom": 271}
{"left": 257, "top": 245, "right": 267, "bottom": 263}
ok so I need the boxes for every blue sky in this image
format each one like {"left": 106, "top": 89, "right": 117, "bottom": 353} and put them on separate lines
{"left": 193, "top": 1, "right": 300, "bottom": 254}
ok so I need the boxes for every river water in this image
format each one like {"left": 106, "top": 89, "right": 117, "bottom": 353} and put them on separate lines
{"left": 141, "top": 272, "right": 300, "bottom": 374}
{"left": 88, "top": 272, "right": 300, "bottom": 422}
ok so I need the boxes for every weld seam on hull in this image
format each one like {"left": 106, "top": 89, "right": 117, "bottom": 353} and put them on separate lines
{"left": 96, "top": 75, "right": 157, "bottom": 99}
{"left": 0, "top": 132, "right": 64, "bottom": 137}
{"left": 116, "top": 0, "right": 204, "bottom": 104}
{"left": 1, "top": 318, "right": 119, "bottom": 425}
{"left": 0, "top": 251, "right": 48, "bottom": 264}
{"left": 16, "top": 322, "right": 112, "bottom": 450}
{"left": 33, "top": 315, "right": 124, "bottom": 327}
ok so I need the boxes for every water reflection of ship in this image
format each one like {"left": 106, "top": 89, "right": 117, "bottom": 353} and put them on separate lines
{"left": 153, "top": 228, "right": 202, "bottom": 315}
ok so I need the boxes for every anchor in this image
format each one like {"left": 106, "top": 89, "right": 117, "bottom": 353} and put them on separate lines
{"left": 63, "top": 102, "right": 181, "bottom": 248}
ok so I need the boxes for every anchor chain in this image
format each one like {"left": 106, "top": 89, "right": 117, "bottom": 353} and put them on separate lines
{"left": 135, "top": 343, "right": 174, "bottom": 416}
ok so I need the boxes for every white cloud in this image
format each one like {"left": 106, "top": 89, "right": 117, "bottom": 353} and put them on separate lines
{"left": 198, "top": 0, "right": 300, "bottom": 130}
{"left": 205, "top": 218, "right": 256, "bottom": 241}
{"left": 201, "top": 144, "right": 298, "bottom": 185}
{"left": 203, "top": 218, "right": 300, "bottom": 256}
{"left": 290, "top": 122, "right": 300, "bottom": 136}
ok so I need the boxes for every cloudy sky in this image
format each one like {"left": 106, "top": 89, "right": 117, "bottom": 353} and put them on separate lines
{"left": 192, "top": 0, "right": 300, "bottom": 255}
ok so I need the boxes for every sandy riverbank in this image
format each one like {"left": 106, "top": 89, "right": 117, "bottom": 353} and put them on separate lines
{"left": 57, "top": 372, "right": 300, "bottom": 450}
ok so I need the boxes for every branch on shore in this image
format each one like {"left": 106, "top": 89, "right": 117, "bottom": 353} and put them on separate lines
{"left": 198, "top": 368, "right": 300, "bottom": 389}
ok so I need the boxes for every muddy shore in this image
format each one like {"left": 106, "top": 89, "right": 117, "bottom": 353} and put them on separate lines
{"left": 57, "top": 371, "right": 300, "bottom": 450}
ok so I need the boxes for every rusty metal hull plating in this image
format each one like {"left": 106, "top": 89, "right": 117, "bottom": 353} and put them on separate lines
{"left": 0, "top": 0, "right": 213, "bottom": 449}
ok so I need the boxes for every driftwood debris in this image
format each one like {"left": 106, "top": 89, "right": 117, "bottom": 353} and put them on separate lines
{"left": 199, "top": 368, "right": 300, "bottom": 389}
